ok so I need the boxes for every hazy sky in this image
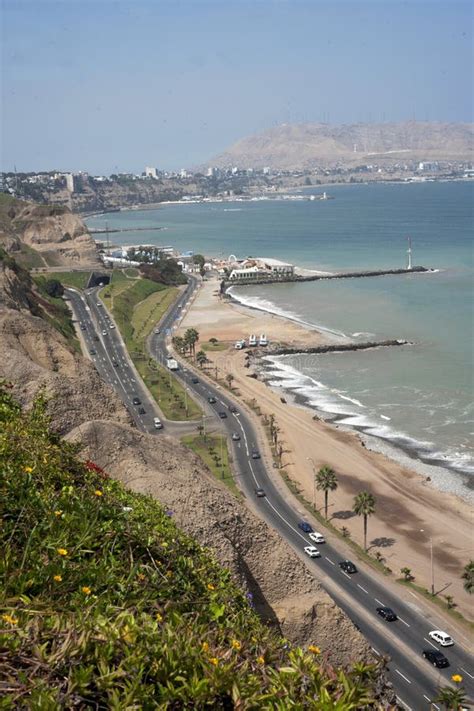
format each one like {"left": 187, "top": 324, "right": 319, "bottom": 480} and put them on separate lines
{"left": 2, "top": 0, "right": 472, "bottom": 173}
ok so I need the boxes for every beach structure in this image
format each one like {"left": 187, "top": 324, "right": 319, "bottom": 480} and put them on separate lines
{"left": 229, "top": 265, "right": 265, "bottom": 280}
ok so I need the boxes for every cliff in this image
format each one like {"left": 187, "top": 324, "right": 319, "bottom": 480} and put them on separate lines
{"left": 0, "top": 193, "right": 100, "bottom": 268}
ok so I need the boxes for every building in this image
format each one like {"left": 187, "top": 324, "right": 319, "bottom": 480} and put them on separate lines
{"left": 145, "top": 166, "right": 158, "bottom": 179}
{"left": 256, "top": 257, "right": 294, "bottom": 276}
{"left": 65, "top": 173, "right": 74, "bottom": 193}
{"left": 229, "top": 266, "right": 265, "bottom": 280}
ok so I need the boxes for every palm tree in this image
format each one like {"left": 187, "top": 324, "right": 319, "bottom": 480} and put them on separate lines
{"left": 434, "top": 684, "right": 467, "bottom": 710}
{"left": 461, "top": 560, "right": 474, "bottom": 594}
{"left": 315, "top": 466, "right": 338, "bottom": 519}
{"left": 196, "top": 350, "right": 208, "bottom": 368}
{"left": 225, "top": 373, "right": 235, "bottom": 390}
{"left": 353, "top": 491, "right": 376, "bottom": 551}
{"left": 184, "top": 328, "right": 199, "bottom": 358}
{"left": 172, "top": 336, "right": 185, "bottom": 354}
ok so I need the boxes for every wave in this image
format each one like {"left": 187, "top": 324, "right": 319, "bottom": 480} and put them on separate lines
{"left": 262, "top": 355, "right": 474, "bottom": 496}
{"left": 228, "top": 287, "right": 348, "bottom": 339}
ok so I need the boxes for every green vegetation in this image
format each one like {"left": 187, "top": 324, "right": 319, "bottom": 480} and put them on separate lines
{"left": 352, "top": 491, "right": 376, "bottom": 552}
{"left": 182, "top": 433, "right": 240, "bottom": 498}
{"left": 396, "top": 578, "right": 474, "bottom": 629}
{"left": 13, "top": 243, "right": 45, "bottom": 269}
{"left": 54, "top": 270, "right": 92, "bottom": 290}
{"left": 462, "top": 560, "right": 474, "bottom": 594}
{"left": 101, "top": 272, "right": 201, "bottom": 421}
{"left": 202, "top": 339, "right": 229, "bottom": 352}
{"left": 0, "top": 384, "right": 385, "bottom": 708}
{"left": 33, "top": 276, "right": 80, "bottom": 351}
{"left": 315, "top": 466, "right": 338, "bottom": 520}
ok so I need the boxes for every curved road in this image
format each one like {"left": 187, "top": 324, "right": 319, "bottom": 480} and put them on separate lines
{"left": 67, "top": 277, "right": 473, "bottom": 711}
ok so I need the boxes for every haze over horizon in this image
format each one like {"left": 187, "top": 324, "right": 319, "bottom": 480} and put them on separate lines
{"left": 2, "top": 0, "right": 473, "bottom": 174}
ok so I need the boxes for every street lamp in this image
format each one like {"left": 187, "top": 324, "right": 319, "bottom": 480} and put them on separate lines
{"left": 307, "top": 456, "right": 317, "bottom": 509}
{"left": 420, "top": 529, "right": 435, "bottom": 596}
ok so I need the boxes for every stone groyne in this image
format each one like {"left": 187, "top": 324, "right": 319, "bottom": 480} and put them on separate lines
{"left": 224, "top": 265, "right": 430, "bottom": 290}
{"left": 259, "top": 339, "right": 410, "bottom": 357}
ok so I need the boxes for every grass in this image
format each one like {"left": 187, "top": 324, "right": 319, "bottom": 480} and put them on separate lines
{"left": 0, "top": 385, "right": 387, "bottom": 707}
{"left": 397, "top": 579, "right": 474, "bottom": 630}
{"left": 124, "top": 267, "right": 140, "bottom": 278}
{"left": 181, "top": 433, "right": 240, "bottom": 498}
{"left": 201, "top": 340, "right": 229, "bottom": 352}
{"left": 101, "top": 272, "right": 201, "bottom": 421}
{"left": 53, "top": 271, "right": 92, "bottom": 290}
{"left": 13, "top": 243, "right": 45, "bottom": 269}
{"left": 32, "top": 276, "right": 81, "bottom": 352}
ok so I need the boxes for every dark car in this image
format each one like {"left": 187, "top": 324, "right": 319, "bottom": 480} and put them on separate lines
{"left": 228, "top": 405, "right": 238, "bottom": 413}
{"left": 191, "top": 377, "right": 199, "bottom": 384}
{"left": 251, "top": 450, "right": 261, "bottom": 459}
{"left": 208, "top": 396, "right": 217, "bottom": 404}
{"left": 422, "top": 650, "right": 449, "bottom": 668}
{"left": 298, "top": 521, "right": 313, "bottom": 533}
{"left": 132, "top": 397, "right": 141, "bottom": 406}
{"left": 89, "top": 348, "right": 96, "bottom": 355}
{"left": 80, "top": 323, "right": 86, "bottom": 330}
{"left": 376, "top": 607, "right": 398, "bottom": 622}
{"left": 255, "top": 488, "right": 266, "bottom": 497}
{"left": 112, "top": 359, "right": 119, "bottom": 367}
{"left": 138, "top": 407, "right": 146, "bottom": 415}
{"left": 93, "top": 335, "right": 100, "bottom": 342}
{"left": 218, "top": 411, "right": 227, "bottom": 419}
{"left": 339, "top": 560, "right": 358, "bottom": 574}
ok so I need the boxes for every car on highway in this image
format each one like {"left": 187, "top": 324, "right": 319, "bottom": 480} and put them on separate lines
{"left": 339, "top": 560, "right": 358, "bottom": 574}
{"left": 191, "top": 377, "right": 199, "bottom": 384}
{"left": 308, "top": 532, "right": 325, "bottom": 543}
{"left": 112, "top": 359, "right": 119, "bottom": 367}
{"left": 304, "top": 545, "right": 321, "bottom": 558}
{"left": 251, "top": 450, "right": 261, "bottom": 459}
{"left": 102, "top": 330, "right": 107, "bottom": 336}
{"left": 218, "top": 411, "right": 227, "bottom": 419}
{"left": 109, "top": 324, "right": 115, "bottom": 329}
{"left": 232, "top": 432, "right": 240, "bottom": 441}
{"left": 429, "top": 630, "right": 454, "bottom": 647}
{"left": 298, "top": 521, "right": 313, "bottom": 533}
{"left": 376, "top": 607, "right": 398, "bottom": 622}
{"left": 422, "top": 649, "right": 449, "bottom": 668}
{"left": 138, "top": 407, "right": 146, "bottom": 415}
{"left": 153, "top": 417, "right": 163, "bottom": 430}
{"left": 93, "top": 335, "right": 99, "bottom": 341}
{"left": 255, "top": 488, "right": 266, "bottom": 497}
{"left": 208, "top": 396, "right": 217, "bottom": 404}
{"left": 80, "top": 323, "right": 86, "bottom": 330}
{"left": 97, "top": 302, "right": 102, "bottom": 307}
{"left": 132, "top": 397, "right": 141, "bottom": 406}
{"left": 154, "top": 328, "right": 161, "bottom": 335}
{"left": 228, "top": 405, "right": 238, "bottom": 413}
{"left": 89, "top": 348, "right": 96, "bottom": 355}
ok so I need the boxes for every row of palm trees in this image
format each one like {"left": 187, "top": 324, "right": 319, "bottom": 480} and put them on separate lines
{"left": 314, "top": 465, "right": 375, "bottom": 551}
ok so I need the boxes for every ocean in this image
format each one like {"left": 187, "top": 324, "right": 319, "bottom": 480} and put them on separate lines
{"left": 86, "top": 181, "right": 474, "bottom": 499}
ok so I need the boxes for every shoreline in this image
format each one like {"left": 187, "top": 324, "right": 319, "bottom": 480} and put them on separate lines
{"left": 176, "top": 275, "right": 473, "bottom": 619}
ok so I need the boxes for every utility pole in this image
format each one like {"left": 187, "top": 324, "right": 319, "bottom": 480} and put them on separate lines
{"left": 407, "top": 236, "right": 412, "bottom": 270}
{"left": 307, "top": 456, "right": 317, "bottom": 508}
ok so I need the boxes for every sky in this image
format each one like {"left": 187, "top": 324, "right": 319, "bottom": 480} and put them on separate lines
{"left": 1, "top": 0, "right": 472, "bottom": 174}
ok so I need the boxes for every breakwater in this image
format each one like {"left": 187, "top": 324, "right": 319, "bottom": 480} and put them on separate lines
{"left": 89, "top": 226, "right": 165, "bottom": 234}
{"left": 224, "top": 265, "right": 430, "bottom": 289}
{"left": 260, "top": 339, "right": 410, "bottom": 357}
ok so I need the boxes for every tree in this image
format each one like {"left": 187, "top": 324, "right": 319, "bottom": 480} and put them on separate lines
{"left": 400, "top": 567, "right": 413, "bottom": 581}
{"left": 435, "top": 684, "right": 467, "bottom": 710}
{"left": 315, "top": 466, "right": 338, "bottom": 519}
{"left": 44, "top": 279, "right": 64, "bottom": 297}
{"left": 461, "top": 560, "right": 474, "bottom": 594}
{"left": 184, "top": 328, "right": 199, "bottom": 358}
{"left": 172, "top": 336, "right": 185, "bottom": 354}
{"left": 225, "top": 373, "right": 234, "bottom": 390}
{"left": 196, "top": 350, "right": 208, "bottom": 368}
{"left": 353, "top": 491, "right": 376, "bottom": 551}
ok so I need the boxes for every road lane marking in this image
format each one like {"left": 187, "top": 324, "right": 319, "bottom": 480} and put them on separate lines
{"left": 325, "top": 556, "right": 335, "bottom": 565}
{"left": 357, "top": 584, "right": 369, "bottom": 594}
{"left": 397, "top": 616, "right": 410, "bottom": 628}
{"left": 423, "top": 695, "right": 431, "bottom": 703}
{"left": 396, "top": 697, "right": 412, "bottom": 710}
{"left": 341, "top": 571, "right": 352, "bottom": 580}
{"left": 394, "top": 669, "right": 411, "bottom": 684}
{"left": 247, "top": 461, "right": 259, "bottom": 487}
{"left": 460, "top": 666, "right": 474, "bottom": 679}
{"left": 263, "top": 498, "right": 308, "bottom": 544}
{"left": 375, "top": 598, "right": 385, "bottom": 606}
{"left": 423, "top": 637, "right": 438, "bottom": 650}
{"left": 371, "top": 647, "right": 380, "bottom": 656}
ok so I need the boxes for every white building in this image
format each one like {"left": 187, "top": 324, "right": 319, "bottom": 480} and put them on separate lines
{"left": 229, "top": 266, "right": 265, "bottom": 280}
{"left": 145, "top": 166, "right": 158, "bottom": 179}
{"left": 256, "top": 257, "right": 294, "bottom": 276}
{"left": 65, "top": 173, "right": 74, "bottom": 193}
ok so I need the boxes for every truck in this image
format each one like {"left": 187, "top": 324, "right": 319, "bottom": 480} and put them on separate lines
{"left": 249, "top": 334, "right": 257, "bottom": 346}
{"left": 166, "top": 358, "right": 179, "bottom": 371}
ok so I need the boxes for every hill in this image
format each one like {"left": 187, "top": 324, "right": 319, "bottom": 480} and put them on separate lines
{"left": 208, "top": 121, "right": 474, "bottom": 170}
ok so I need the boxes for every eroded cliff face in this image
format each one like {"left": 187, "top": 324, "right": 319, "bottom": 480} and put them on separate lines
{"left": 0, "top": 196, "right": 100, "bottom": 267}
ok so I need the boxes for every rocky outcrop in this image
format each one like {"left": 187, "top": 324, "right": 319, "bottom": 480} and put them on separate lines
{"left": 263, "top": 339, "right": 410, "bottom": 357}
{"left": 0, "top": 196, "right": 100, "bottom": 267}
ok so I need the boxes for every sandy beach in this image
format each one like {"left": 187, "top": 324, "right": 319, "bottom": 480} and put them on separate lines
{"left": 177, "top": 276, "right": 473, "bottom": 623}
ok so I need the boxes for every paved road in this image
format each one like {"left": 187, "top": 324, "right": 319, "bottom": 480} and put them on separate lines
{"left": 67, "top": 278, "right": 473, "bottom": 710}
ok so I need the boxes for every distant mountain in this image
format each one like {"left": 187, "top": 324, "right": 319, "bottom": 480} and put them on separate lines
{"left": 208, "top": 122, "right": 474, "bottom": 170}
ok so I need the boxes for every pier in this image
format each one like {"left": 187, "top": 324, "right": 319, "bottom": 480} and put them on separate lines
{"left": 89, "top": 226, "right": 165, "bottom": 234}
{"left": 261, "top": 339, "right": 410, "bottom": 357}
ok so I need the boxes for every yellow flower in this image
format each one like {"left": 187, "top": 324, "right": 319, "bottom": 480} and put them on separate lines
{"left": 202, "top": 642, "right": 209, "bottom": 653}
{"left": 207, "top": 583, "right": 215, "bottom": 591}
{"left": 81, "top": 586, "right": 92, "bottom": 595}
{"left": 156, "top": 613, "right": 163, "bottom": 623}
{"left": 57, "top": 548, "right": 68, "bottom": 556}
{"left": 209, "top": 657, "right": 219, "bottom": 666}
{"left": 53, "top": 574, "right": 62, "bottom": 582}
{"left": 308, "top": 645, "right": 321, "bottom": 654}
{"left": 166, "top": 570, "right": 173, "bottom": 578}
{"left": 161, "top": 541, "right": 168, "bottom": 548}
{"left": 54, "top": 510, "right": 63, "bottom": 517}
{"left": 2, "top": 614, "right": 18, "bottom": 626}
{"left": 94, "top": 490, "right": 103, "bottom": 497}
{"left": 137, "top": 573, "right": 146, "bottom": 581}
{"left": 231, "top": 639, "right": 242, "bottom": 651}
{"left": 24, "top": 466, "right": 33, "bottom": 473}
{"left": 256, "top": 656, "right": 265, "bottom": 665}
{"left": 452, "top": 674, "right": 463, "bottom": 683}
{"left": 43, "top": 456, "right": 48, "bottom": 464}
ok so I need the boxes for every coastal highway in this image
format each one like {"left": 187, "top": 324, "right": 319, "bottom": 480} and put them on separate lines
{"left": 68, "top": 277, "right": 473, "bottom": 710}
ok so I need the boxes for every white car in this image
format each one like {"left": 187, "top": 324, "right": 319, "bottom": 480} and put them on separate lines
{"left": 304, "top": 545, "right": 321, "bottom": 558}
{"left": 429, "top": 630, "right": 454, "bottom": 647}
{"left": 309, "top": 532, "right": 326, "bottom": 544}
{"left": 102, "top": 329, "right": 107, "bottom": 336}
{"left": 109, "top": 324, "right": 115, "bottom": 329}
{"left": 153, "top": 417, "right": 163, "bottom": 430}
